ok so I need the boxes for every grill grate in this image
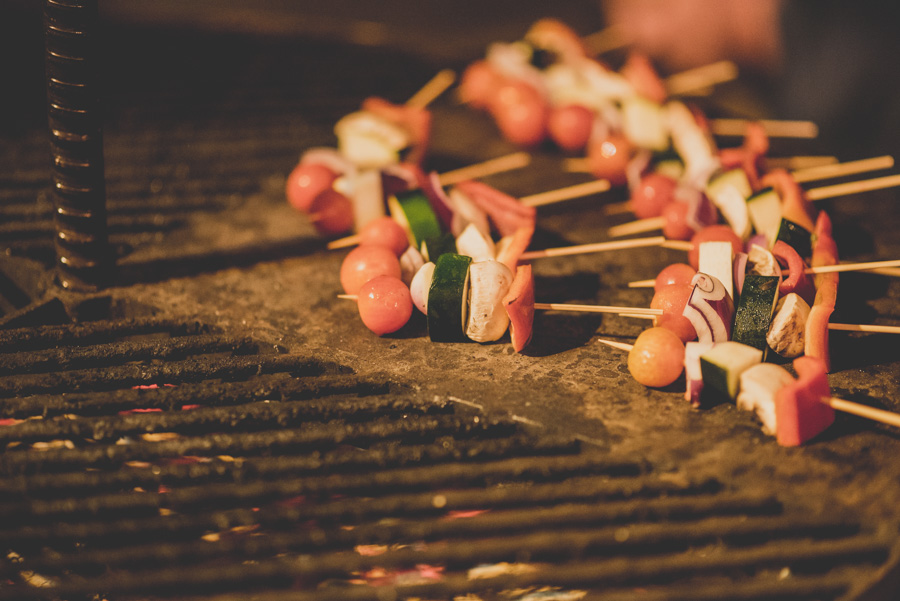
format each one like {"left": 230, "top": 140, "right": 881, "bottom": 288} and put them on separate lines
{"left": 0, "top": 319, "right": 895, "bottom": 600}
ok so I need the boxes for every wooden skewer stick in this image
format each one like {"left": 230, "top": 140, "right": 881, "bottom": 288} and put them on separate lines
{"left": 437, "top": 151, "right": 531, "bottom": 186}
{"left": 620, "top": 313, "right": 655, "bottom": 319}
{"left": 405, "top": 69, "right": 456, "bottom": 109}
{"left": 828, "top": 323, "right": 900, "bottom": 334}
{"left": 520, "top": 179, "right": 612, "bottom": 208}
{"left": 608, "top": 216, "right": 665, "bottom": 238}
{"left": 805, "top": 259, "right": 900, "bottom": 275}
{"left": 820, "top": 397, "right": 900, "bottom": 429}
{"left": 564, "top": 158, "right": 591, "bottom": 174}
{"left": 596, "top": 339, "right": 634, "bottom": 352}
{"left": 710, "top": 118, "right": 819, "bottom": 139}
{"left": 665, "top": 60, "right": 739, "bottom": 97}
{"left": 807, "top": 173, "right": 900, "bottom": 201}
{"left": 535, "top": 302, "right": 662, "bottom": 316}
{"left": 337, "top": 294, "right": 357, "bottom": 301}
{"left": 869, "top": 267, "right": 900, "bottom": 277}
{"left": 520, "top": 235, "right": 667, "bottom": 260}
{"left": 628, "top": 279, "right": 656, "bottom": 289}
{"left": 766, "top": 156, "right": 838, "bottom": 170}
{"left": 791, "top": 155, "right": 894, "bottom": 184}
{"left": 328, "top": 235, "right": 361, "bottom": 250}
{"left": 661, "top": 240, "right": 693, "bottom": 251}
{"left": 582, "top": 25, "right": 630, "bottom": 55}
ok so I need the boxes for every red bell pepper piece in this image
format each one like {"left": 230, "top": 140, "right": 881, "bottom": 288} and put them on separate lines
{"left": 718, "top": 121, "right": 769, "bottom": 191}
{"left": 453, "top": 180, "right": 537, "bottom": 238}
{"left": 805, "top": 211, "right": 839, "bottom": 372}
{"left": 775, "top": 356, "right": 834, "bottom": 446}
{"left": 496, "top": 224, "right": 536, "bottom": 274}
{"left": 503, "top": 264, "right": 535, "bottom": 353}
{"left": 760, "top": 169, "right": 816, "bottom": 233}
{"left": 621, "top": 52, "right": 667, "bottom": 104}
{"left": 772, "top": 240, "right": 815, "bottom": 305}
{"left": 361, "top": 96, "right": 431, "bottom": 166}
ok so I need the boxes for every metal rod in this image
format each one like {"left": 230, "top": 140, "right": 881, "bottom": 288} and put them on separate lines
{"left": 44, "top": 0, "right": 111, "bottom": 290}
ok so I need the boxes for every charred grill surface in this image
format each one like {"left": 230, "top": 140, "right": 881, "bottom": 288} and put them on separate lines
{"left": 2, "top": 7, "right": 900, "bottom": 601}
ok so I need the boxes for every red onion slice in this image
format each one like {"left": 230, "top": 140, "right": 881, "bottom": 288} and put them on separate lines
{"left": 683, "top": 272, "right": 734, "bottom": 343}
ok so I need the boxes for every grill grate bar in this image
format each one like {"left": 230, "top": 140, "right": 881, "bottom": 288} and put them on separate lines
{"left": 0, "top": 434, "right": 576, "bottom": 501}
{"left": 0, "top": 334, "right": 257, "bottom": 377}
{"left": 0, "top": 531, "right": 888, "bottom": 600}
{"left": 0, "top": 413, "right": 517, "bottom": 475}
{"left": 0, "top": 317, "right": 207, "bottom": 353}
{"left": 0, "top": 354, "right": 338, "bottom": 398}
{"left": 12, "top": 492, "right": 783, "bottom": 575}
{"left": 0, "top": 373, "right": 391, "bottom": 419}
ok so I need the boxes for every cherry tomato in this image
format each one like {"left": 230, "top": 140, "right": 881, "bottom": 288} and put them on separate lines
{"left": 547, "top": 104, "right": 594, "bottom": 152}
{"left": 489, "top": 80, "right": 549, "bottom": 147}
{"left": 688, "top": 224, "right": 744, "bottom": 270}
{"left": 586, "top": 133, "right": 632, "bottom": 186}
{"left": 650, "top": 283, "right": 697, "bottom": 342}
{"left": 358, "top": 216, "right": 409, "bottom": 257}
{"left": 627, "top": 327, "right": 685, "bottom": 388}
{"left": 307, "top": 189, "right": 354, "bottom": 237}
{"left": 458, "top": 60, "right": 502, "bottom": 110}
{"left": 654, "top": 263, "right": 696, "bottom": 293}
{"left": 661, "top": 201, "right": 694, "bottom": 240}
{"left": 285, "top": 163, "right": 338, "bottom": 213}
{"left": 339, "top": 244, "right": 402, "bottom": 295}
{"left": 357, "top": 275, "right": 413, "bottom": 336}
{"left": 631, "top": 172, "right": 677, "bottom": 219}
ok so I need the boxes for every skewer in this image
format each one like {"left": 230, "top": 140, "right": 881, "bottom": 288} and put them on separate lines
{"left": 807, "top": 173, "right": 900, "bottom": 201}
{"left": 405, "top": 69, "right": 456, "bottom": 109}
{"left": 791, "top": 155, "right": 894, "bottom": 184}
{"left": 710, "top": 118, "right": 819, "bottom": 139}
{"left": 437, "top": 151, "right": 531, "bottom": 186}
{"left": 805, "top": 259, "right": 900, "bottom": 275}
{"left": 628, "top": 279, "right": 656, "bottom": 289}
{"left": 828, "top": 323, "right": 900, "bottom": 334}
{"left": 608, "top": 216, "right": 665, "bottom": 238}
{"left": 596, "top": 339, "right": 634, "bottom": 352}
{"left": 519, "top": 179, "right": 611, "bottom": 208}
{"left": 820, "top": 397, "right": 900, "bottom": 429}
{"left": 582, "top": 25, "right": 630, "bottom": 55}
{"left": 665, "top": 60, "right": 739, "bottom": 97}
{"left": 325, "top": 152, "right": 531, "bottom": 250}
{"left": 519, "top": 235, "right": 668, "bottom": 260}
{"left": 337, "top": 294, "right": 357, "bottom": 301}
{"left": 869, "top": 267, "right": 900, "bottom": 277}
{"left": 765, "top": 156, "right": 838, "bottom": 170}
{"left": 534, "top": 302, "right": 662, "bottom": 316}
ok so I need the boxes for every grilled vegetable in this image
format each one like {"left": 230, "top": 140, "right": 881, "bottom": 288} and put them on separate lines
{"left": 682, "top": 272, "right": 734, "bottom": 343}
{"left": 398, "top": 245, "right": 425, "bottom": 286}
{"left": 745, "top": 187, "right": 781, "bottom": 249}
{"left": 736, "top": 363, "right": 795, "bottom": 435}
{"left": 503, "top": 264, "right": 535, "bottom": 352}
{"left": 684, "top": 341, "right": 714, "bottom": 407}
{"left": 466, "top": 260, "right": 514, "bottom": 342}
{"left": 622, "top": 95, "right": 669, "bottom": 152}
{"left": 700, "top": 341, "right": 763, "bottom": 401}
{"left": 805, "top": 212, "right": 839, "bottom": 371}
{"left": 775, "top": 356, "right": 834, "bottom": 446}
{"left": 767, "top": 293, "right": 810, "bottom": 359}
{"left": 427, "top": 254, "right": 472, "bottom": 342}
{"left": 388, "top": 189, "right": 443, "bottom": 249}
{"left": 776, "top": 218, "right": 812, "bottom": 259}
{"left": 698, "top": 240, "right": 735, "bottom": 301}
{"left": 455, "top": 223, "right": 496, "bottom": 262}
{"left": 420, "top": 233, "right": 457, "bottom": 263}
{"left": 628, "top": 327, "right": 685, "bottom": 388}
{"left": 732, "top": 275, "right": 780, "bottom": 353}
{"left": 706, "top": 168, "right": 753, "bottom": 239}
{"left": 409, "top": 261, "right": 435, "bottom": 315}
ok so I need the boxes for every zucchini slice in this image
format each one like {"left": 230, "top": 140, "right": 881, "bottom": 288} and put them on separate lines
{"left": 732, "top": 275, "right": 780, "bottom": 353}
{"left": 706, "top": 168, "right": 753, "bottom": 239}
{"left": 700, "top": 341, "right": 764, "bottom": 401}
{"left": 388, "top": 189, "right": 443, "bottom": 249}
{"left": 776, "top": 218, "right": 812, "bottom": 259}
{"left": 420, "top": 233, "right": 457, "bottom": 263}
{"left": 622, "top": 96, "right": 669, "bottom": 152}
{"left": 427, "top": 253, "right": 472, "bottom": 342}
{"left": 746, "top": 187, "right": 781, "bottom": 248}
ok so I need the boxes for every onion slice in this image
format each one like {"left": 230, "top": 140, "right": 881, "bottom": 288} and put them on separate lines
{"left": 682, "top": 272, "right": 734, "bottom": 343}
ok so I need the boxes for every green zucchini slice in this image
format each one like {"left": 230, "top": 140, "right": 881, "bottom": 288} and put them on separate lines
{"left": 388, "top": 189, "right": 442, "bottom": 249}
{"left": 700, "top": 341, "right": 764, "bottom": 401}
{"left": 746, "top": 187, "right": 782, "bottom": 247}
{"left": 420, "top": 233, "right": 457, "bottom": 263}
{"left": 427, "top": 253, "right": 472, "bottom": 342}
{"left": 732, "top": 275, "right": 780, "bottom": 353}
{"left": 776, "top": 218, "right": 812, "bottom": 258}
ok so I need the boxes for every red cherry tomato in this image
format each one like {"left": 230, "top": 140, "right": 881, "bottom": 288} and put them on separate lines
{"left": 661, "top": 201, "right": 694, "bottom": 241}
{"left": 688, "top": 224, "right": 744, "bottom": 270}
{"left": 489, "top": 80, "right": 549, "bottom": 147}
{"left": 631, "top": 172, "right": 677, "bottom": 219}
{"left": 654, "top": 263, "right": 697, "bottom": 293}
{"left": 358, "top": 216, "right": 409, "bottom": 257}
{"left": 307, "top": 189, "right": 354, "bottom": 237}
{"left": 357, "top": 275, "right": 413, "bottom": 336}
{"left": 627, "top": 327, "right": 685, "bottom": 388}
{"left": 650, "top": 283, "right": 697, "bottom": 343}
{"left": 586, "top": 133, "right": 632, "bottom": 186}
{"left": 339, "top": 244, "right": 402, "bottom": 295}
{"left": 458, "top": 60, "right": 502, "bottom": 110}
{"left": 547, "top": 104, "right": 594, "bottom": 152}
{"left": 286, "top": 163, "right": 338, "bottom": 213}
